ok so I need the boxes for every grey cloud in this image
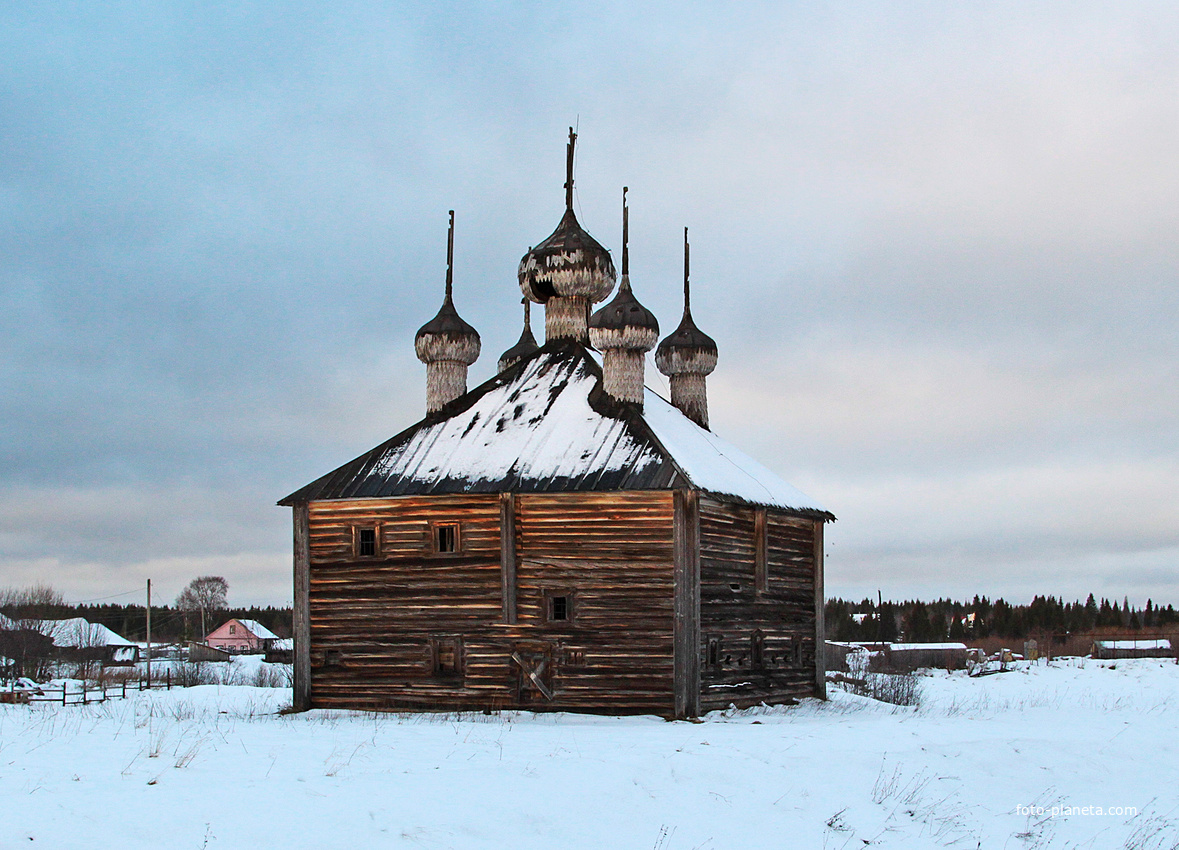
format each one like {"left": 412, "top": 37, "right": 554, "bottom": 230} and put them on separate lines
{"left": 2, "top": 3, "right": 1177, "bottom": 605}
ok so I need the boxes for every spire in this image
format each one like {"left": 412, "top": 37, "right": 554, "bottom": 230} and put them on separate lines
{"left": 565, "top": 127, "right": 576, "bottom": 211}
{"left": 416, "top": 210, "right": 480, "bottom": 414}
{"left": 445, "top": 209, "right": 454, "bottom": 302}
{"left": 621, "top": 187, "right": 629, "bottom": 276}
{"left": 656, "top": 226, "right": 717, "bottom": 429}
{"left": 588, "top": 187, "right": 658, "bottom": 407}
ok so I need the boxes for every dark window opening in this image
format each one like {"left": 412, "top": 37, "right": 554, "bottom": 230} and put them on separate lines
{"left": 325, "top": 650, "right": 341, "bottom": 667}
{"left": 358, "top": 527, "right": 376, "bottom": 556}
{"left": 707, "top": 638, "right": 721, "bottom": 668}
{"left": 544, "top": 590, "right": 575, "bottom": 624}
{"left": 436, "top": 524, "right": 458, "bottom": 553}
{"left": 729, "top": 583, "right": 741, "bottom": 593}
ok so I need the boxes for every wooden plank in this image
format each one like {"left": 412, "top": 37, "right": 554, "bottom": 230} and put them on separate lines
{"left": 813, "top": 519, "right": 826, "bottom": 699}
{"left": 754, "top": 508, "right": 768, "bottom": 595}
{"left": 500, "top": 492, "right": 517, "bottom": 625}
{"left": 292, "top": 502, "right": 312, "bottom": 711}
{"left": 673, "top": 489, "right": 700, "bottom": 719}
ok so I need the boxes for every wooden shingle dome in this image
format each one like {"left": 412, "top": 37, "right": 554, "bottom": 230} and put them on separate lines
{"left": 518, "top": 129, "right": 617, "bottom": 343}
{"left": 498, "top": 299, "right": 540, "bottom": 374}
{"left": 415, "top": 211, "right": 480, "bottom": 413}
{"left": 656, "top": 228, "right": 717, "bottom": 428}
{"left": 589, "top": 188, "right": 659, "bottom": 405}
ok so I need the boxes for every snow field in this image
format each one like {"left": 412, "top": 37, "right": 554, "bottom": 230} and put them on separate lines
{"left": 2, "top": 658, "right": 1177, "bottom": 849}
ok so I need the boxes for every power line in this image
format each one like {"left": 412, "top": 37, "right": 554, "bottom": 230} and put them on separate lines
{"left": 76, "top": 588, "right": 142, "bottom": 603}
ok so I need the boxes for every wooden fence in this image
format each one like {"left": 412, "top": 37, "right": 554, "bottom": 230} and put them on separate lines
{"left": 24, "top": 673, "right": 174, "bottom": 706}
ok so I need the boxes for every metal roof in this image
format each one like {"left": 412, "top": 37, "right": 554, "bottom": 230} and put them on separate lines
{"left": 279, "top": 342, "right": 832, "bottom": 519}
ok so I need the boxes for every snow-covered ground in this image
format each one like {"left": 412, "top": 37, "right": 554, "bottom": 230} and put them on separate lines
{"left": 2, "top": 658, "right": 1177, "bottom": 849}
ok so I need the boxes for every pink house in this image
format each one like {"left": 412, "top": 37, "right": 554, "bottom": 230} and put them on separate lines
{"left": 205, "top": 619, "right": 280, "bottom": 653}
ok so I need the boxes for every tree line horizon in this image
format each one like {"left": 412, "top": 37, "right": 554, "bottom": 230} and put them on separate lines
{"left": 4, "top": 584, "right": 1176, "bottom": 645}
{"left": 827, "top": 594, "right": 1179, "bottom": 643}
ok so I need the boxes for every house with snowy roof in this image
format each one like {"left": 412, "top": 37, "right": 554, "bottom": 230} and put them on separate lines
{"left": 280, "top": 130, "right": 834, "bottom": 718}
{"left": 205, "top": 618, "right": 280, "bottom": 654}
{"left": 36, "top": 618, "right": 139, "bottom": 665}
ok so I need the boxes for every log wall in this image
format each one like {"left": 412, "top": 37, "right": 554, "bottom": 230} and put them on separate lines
{"left": 697, "top": 497, "right": 819, "bottom": 711}
{"left": 304, "top": 491, "right": 676, "bottom": 714}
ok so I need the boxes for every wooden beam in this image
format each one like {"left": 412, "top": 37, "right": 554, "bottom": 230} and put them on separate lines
{"left": 813, "top": 519, "right": 826, "bottom": 699}
{"left": 500, "top": 492, "right": 518, "bottom": 624}
{"left": 673, "top": 489, "right": 701, "bottom": 719}
{"left": 293, "top": 502, "right": 312, "bottom": 711}
{"left": 754, "top": 508, "right": 768, "bottom": 595}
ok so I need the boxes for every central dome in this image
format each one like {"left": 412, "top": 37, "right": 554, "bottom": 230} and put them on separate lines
{"left": 518, "top": 208, "right": 617, "bottom": 304}
{"left": 518, "top": 129, "right": 617, "bottom": 313}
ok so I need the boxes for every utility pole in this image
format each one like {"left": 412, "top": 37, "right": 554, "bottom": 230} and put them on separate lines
{"left": 146, "top": 579, "right": 152, "bottom": 689}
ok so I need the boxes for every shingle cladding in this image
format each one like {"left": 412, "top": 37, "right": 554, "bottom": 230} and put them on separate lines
{"left": 279, "top": 341, "right": 833, "bottom": 520}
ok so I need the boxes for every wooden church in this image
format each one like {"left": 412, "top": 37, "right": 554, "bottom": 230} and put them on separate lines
{"left": 280, "top": 131, "right": 834, "bottom": 718}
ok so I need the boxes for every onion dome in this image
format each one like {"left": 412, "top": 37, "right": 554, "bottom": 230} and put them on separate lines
{"left": 518, "top": 128, "right": 617, "bottom": 307}
{"left": 414, "top": 294, "right": 480, "bottom": 364}
{"left": 498, "top": 298, "right": 540, "bottom": 374}
{"left": 656, "top": 228, "right": 717, "bottom": 428}
{"left": 588, "top": 276, "right": 659, "bottom": 348}
{"left": 415, "top": 212, "right": 480, "bottom": 413}
{"left": 589, "top": 189, "right": 659, "bottom": 352}
{"left": 656, "top": 228, "right": 717, "bottom": 376}
{"left": 588, "top": 189, "right": 657, "bottom": 407}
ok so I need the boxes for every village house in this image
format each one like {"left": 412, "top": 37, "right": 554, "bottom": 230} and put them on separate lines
{"left": 280, "top": 131, "right": 834, "bottom": 717}
{"left": 205, "top": 618, "right": 280, "bottom": 654}
{"left": 38, "top": 618, "right": 138, "bottom": 666}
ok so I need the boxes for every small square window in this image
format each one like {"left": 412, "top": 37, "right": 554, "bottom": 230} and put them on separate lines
{"left": 543, "top": 589, "right": 575, "bottom": 624}
{"left": 358, "top": 527, "right": 377, "bottom": 556}
{"left": 435, "top": 523, "right": 459, "bottom": 553}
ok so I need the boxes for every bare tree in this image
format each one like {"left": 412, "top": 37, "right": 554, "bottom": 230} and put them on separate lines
{"left": 0, "top": 584, "right": 66, "bottom": 681}
{"left": 176, "top": 576, "right": 229, "bottom": 641}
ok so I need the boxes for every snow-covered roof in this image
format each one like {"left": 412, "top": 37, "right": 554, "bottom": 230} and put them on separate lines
{"left": 35, "top": 619, "right": 135, "bottom": 648}
{"left": 237, "top": 619, "right": 280, "bottom": 641}
{"left": 281, "top": 343, "right": 832, "bottom": 518}
{"left": 1095, "top": 639, "right": 1171, "bottom": 650}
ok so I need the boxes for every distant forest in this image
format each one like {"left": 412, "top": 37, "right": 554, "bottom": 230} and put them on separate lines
{"left": 0, "top": 600, "right": 292, "bottom": 644}
{"left": 4, "top": 593, "right": 1176, "bottom": 647}
{"left": 827, "top": 595, "right": 1179, "bottom": 643}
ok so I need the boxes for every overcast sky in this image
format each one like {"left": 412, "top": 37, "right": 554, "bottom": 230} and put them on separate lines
{"left": 2, "top": 2, "right": 1176, "bottom": 608}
